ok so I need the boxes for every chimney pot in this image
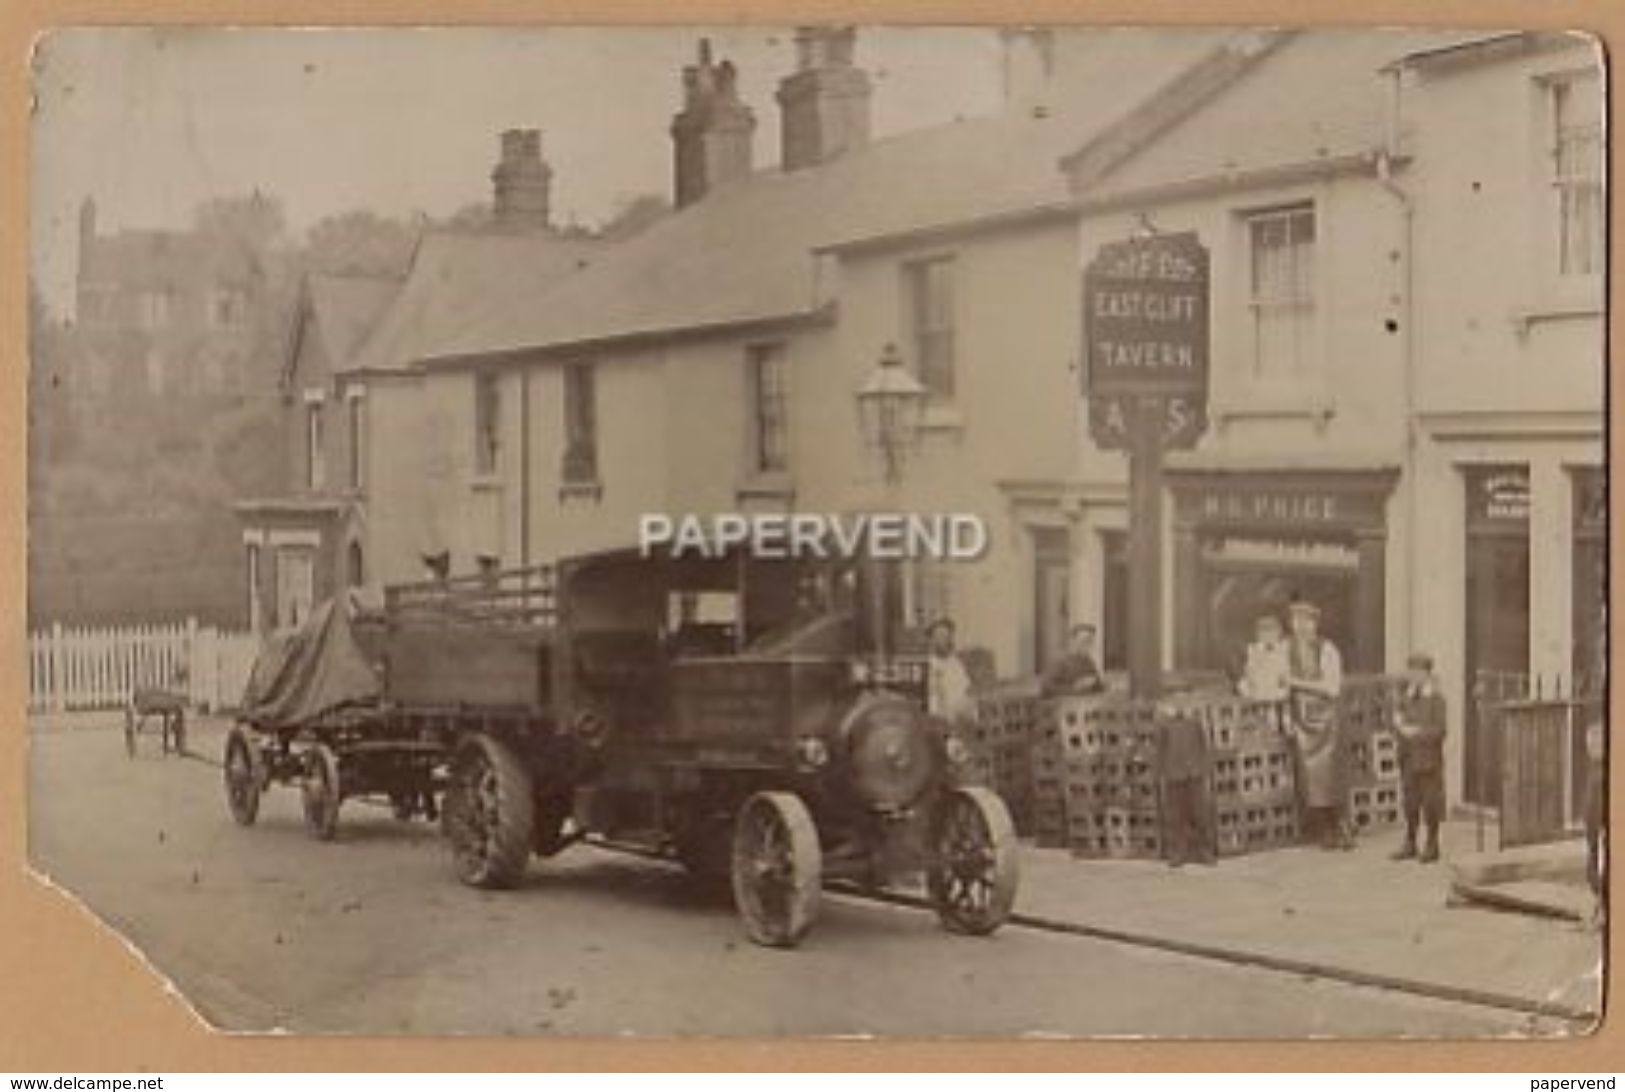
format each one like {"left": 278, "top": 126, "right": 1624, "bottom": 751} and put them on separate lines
{"left": 670, "top": 41, "right": 757, "bottom": 207}
{"left": 777, "top": 26, "right": 871, "bottom": 172}
{"left": 491, "top": 128, "right": 552, "bottom": 232}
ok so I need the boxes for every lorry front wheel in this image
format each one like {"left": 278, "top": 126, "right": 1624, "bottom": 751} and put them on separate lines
{"left": 445, "top": 734, "right": 535, "bottom": 889}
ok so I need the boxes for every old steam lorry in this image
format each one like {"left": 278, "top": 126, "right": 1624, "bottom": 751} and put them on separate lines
{"left": 225, "top": 547, "right": 1019, "bottom": 947}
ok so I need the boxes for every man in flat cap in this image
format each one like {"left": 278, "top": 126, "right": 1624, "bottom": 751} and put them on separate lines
{"left": 1285, "top": 598, "right": 1352, "bottom": 850}
{"left": 1391, "top": 651, "right": 1447, "bottom": 862}
{"left": 1041, "top": 621, "right": 1107, "bottom": 698}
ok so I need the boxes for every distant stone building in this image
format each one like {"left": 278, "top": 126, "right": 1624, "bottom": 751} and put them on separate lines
{"left": 72, "top": 194, "right": 281, "bottom": 400}
{"left": 28, "top": 195, "right": 293, "bottom": 628}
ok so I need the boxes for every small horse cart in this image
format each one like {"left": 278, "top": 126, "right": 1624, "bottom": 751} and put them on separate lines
{"left": 125, "top": 686, "right": 188, "bottom": 758}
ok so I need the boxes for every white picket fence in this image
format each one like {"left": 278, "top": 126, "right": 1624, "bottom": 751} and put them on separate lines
{"left": 27, "top": 619, "right": 262, "bottom": 714}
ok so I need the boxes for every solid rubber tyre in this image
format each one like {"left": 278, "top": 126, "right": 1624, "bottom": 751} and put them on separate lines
{"left": 927, "top": 785, "right": 1020, "bottom": 936}
{"left": 731, "top": 791, "right": 822, "bottom": 948}
{"left": 301, "top": 743, "right": 343, "bottom": 841}
{"left": 223, "top": 725, "right": 262, "bottom": 827}
{"left": 445, "top": 734, "right": 535, "bottom": 889}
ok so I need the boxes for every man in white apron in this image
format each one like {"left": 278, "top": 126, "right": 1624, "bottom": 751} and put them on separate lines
{"left": 1285, "top": 599, "right": 1352, "bottom": 850}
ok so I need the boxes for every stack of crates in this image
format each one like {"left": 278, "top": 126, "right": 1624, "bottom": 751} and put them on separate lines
{"left": 971, "top": 682, "right": 1042, "bottom": 834}
{"left": 1199, "top": 699, "right": 1301, "bottom": 857}
{"left": 1027, "top": 703, "right": 1069, "bottom": 848}
{"left": 1059, "top": 697, "right": 1164, "bottom": 860}
{"left": 1342, "top": 677, "right": 1403, "bottom": 831}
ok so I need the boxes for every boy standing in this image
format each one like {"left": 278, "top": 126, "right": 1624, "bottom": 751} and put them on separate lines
{"left": 1238, "top": 612, "right": 1291, "bottom": 731}
{"left": 1391, "top": 652, "right": 1447, "bottom": 863}
{"left": 1159, "top": 704, "right": 1216, "bottom": 867}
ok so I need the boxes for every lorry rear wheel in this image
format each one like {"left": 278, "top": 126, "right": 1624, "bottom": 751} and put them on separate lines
{"left": 446, "top": 734, "right": 535, "bottom": 889}
{"left": 731, "top": 791, "right": 821, "bottom": 948}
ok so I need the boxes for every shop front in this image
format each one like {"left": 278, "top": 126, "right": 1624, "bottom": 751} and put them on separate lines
{"left": 1167, "top": 468, "right": 1399, "bottom": 677}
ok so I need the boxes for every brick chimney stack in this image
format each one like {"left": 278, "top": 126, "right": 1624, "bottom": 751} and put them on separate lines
{"left": 491, "top": 128, "right": 553, "bottom": 231}
{"left": 670, "top": 39, "right": 757, "bottom": 208}
{"left": 776, "top": 27, "right": 872, "bottom": 172}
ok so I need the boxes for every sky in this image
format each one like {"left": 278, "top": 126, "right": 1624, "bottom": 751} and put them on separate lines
{"left": 30, "top": 27, "right": 1006, "bottom": 316}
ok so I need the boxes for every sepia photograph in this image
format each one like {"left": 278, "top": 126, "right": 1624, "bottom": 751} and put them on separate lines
{"left": 23, "top": 24, "right": 1607, "bottom": 1039}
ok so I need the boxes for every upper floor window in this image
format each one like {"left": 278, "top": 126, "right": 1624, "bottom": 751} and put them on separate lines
{"left": 138, "top": 289, "right": 175, "bottom": 330}
{"left": 304, "top": 396, "right": 326, "bottom": 492}
{"left": 1244, "top": 204, "right": 1316, "bottom": 382}
{"left": 76, "top": 284, "right": 115, "bottom": 325}
{"left": 210, "top": 287, "right": 248, "bottom": 329}
{"left": 903, "top": 255, "right": 956, "bottom": 400}
{"left": 346, "top": 388, "right": 366, "bottom": 491}
{"left": 562, "top": 362, "right": 598, "bottom": 485}
{"left": 746, "top": 343, "right": 789, "bottom": 474}
{"left": 1550, "top": 71, "right": 1603, "bottom": 278}
{"left": 473, "top": 371, "right": 501, "bottom": 476}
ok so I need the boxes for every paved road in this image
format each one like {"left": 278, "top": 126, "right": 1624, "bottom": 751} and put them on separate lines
{"left": 28, "top": 721, "right": 1559, "bottom": 1037}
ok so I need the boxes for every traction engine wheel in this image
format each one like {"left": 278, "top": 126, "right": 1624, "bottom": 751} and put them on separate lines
{"left": 223, "top": 725, "right": 262, "bottom": 827}
{"left": 927, "top": 785, "right": 1019, "bottom": 936}
{"left": 445, "top": 734, "right": 535, "bottom": 889}
{"left": 301, "top": 743, "right": 343, "bottom": 841}
{"left": 731, "top": 791, "right": 822, "bottom": 948}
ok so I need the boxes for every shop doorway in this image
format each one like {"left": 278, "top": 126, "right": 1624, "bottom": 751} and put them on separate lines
{"left": 1032, "top": 526, "right": 1071, "bottom": 674}
{"left": 1198, "top": 538, "right": 1359, "bottom": 676}
{"left": 1462, "top": 466, "right": 1532, "bottom": 808}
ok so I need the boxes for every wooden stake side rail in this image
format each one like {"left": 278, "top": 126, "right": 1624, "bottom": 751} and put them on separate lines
{"left": 385, "top": 565, "right": 558, "bottom": 627}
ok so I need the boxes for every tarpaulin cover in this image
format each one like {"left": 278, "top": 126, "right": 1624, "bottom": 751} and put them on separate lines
{"left": 239, "top": 591, "right": 381, "bottom": 730}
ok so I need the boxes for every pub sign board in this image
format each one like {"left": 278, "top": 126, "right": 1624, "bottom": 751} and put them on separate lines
{"left": 1083, "top": 231, "right": 1211, "bottom": 450}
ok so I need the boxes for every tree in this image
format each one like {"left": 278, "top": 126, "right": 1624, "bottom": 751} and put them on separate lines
{"left": 597, "top": 193, "right": 670, "bottom": 240}
{"left": 192, "top": 191, "right": 288, "bottom": 253}
{"left": 304, "top": 209, "right": 420, "bottom": 279}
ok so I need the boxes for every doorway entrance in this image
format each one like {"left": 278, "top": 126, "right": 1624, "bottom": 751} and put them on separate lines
{"left": 1462, "top": 465, "right": 1532, "bottom": 808}
{"left": 1032, "top": 526, "right": 1071, "bottom": 674}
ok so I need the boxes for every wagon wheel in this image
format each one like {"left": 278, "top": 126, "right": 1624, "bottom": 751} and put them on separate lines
{"left": 124, "top": 707, "right": 137, "bottom": 760}
{"left": 445, "top": 734, "right": 535, "bottom": 889}
{"left": 731, "top": 791, "right": 822, "bottom": 948}
{"left": 301, "top": 744, "right": 343, "bottom": 841}
{"left": 927, "top": 785, "right": 1019, "bottom": 936}
{"left": 223, "top": 725, "right": 262, "bottom": 827}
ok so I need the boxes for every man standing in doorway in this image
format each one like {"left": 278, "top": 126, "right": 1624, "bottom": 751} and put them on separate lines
{"left": 1041, "top": 621, "right": 1107, "bottom": 698}
{"left": 1390, "top": 652, "right": 1447, "bottom": 863}
{"left": 1285, "top": 599, "right": 1352, "bottom": 850}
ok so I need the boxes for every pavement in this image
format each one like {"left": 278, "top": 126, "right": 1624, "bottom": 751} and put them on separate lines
{"left": 23, "top": 712, "right": 1603, "bottom": 1037}
{"left": 1015, "top": 828, "right": 1602, "bottom": 1020}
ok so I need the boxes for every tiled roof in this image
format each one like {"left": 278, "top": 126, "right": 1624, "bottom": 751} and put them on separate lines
{"left": 342, "top": 230, "right": 604, "bottom": 375}
{"left": 1076, "top": 29, "right": 1475, "bottom": 205}
{"left": 305, "top": 273, "right": 399, "bottom": 370}
{"left": 424, "top": 29, "right": 1233, "bottom": 364}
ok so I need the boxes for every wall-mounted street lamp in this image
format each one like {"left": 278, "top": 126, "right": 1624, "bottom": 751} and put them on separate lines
{"left": 853, "top": 342, "right": 928, "bottom": 665}
{"left": 855, "top": 342, "right": 927, "bottom": 487}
